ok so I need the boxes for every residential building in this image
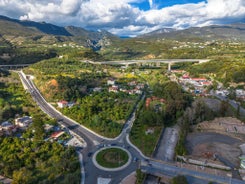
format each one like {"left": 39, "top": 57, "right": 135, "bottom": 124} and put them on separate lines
{"left": 107, "top": 78, "right": 116, "bottom": 85}
{"left": 0, "top": 121, "right": 17, "bottom": 135}
{"left": 50, "top": 131, "right": 65, "bottom": 139}
{"left": 15, "top": 116, "right": 32, "bottom": 128}
{"left": 0, "top": 121, "right": 13, "bottom": 131}
{"left": 44, "top": 124, "right": 54, "bottom": 132}
{"left": 109, "top": 86, "right": 119, "bottom": 93}
{"left": 93, "top": 87, "right": 102, "bottom": 92}
{"left": 57, "top": 100, "right": 68, "bottom": 108}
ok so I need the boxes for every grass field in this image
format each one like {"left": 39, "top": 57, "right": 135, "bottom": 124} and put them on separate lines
{"left": 96, "top": 148, "right": 129, "bottom": 168}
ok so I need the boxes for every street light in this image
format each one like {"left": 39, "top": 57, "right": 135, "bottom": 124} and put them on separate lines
{"left": 227, "top": 173, "right": 232, "bottom": 184}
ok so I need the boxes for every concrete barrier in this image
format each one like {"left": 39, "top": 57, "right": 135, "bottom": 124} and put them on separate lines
{"left": 177, "top": 156, "right": 231, "bottom": 170}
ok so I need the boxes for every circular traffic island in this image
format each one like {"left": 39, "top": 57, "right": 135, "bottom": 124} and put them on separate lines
{"left": 93, "top": 147, "right": 131, "bottom": 171}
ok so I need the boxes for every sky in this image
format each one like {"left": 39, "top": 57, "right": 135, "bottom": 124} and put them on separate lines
{"left": 0, "top": 0, "right": 245, "bottom": 37}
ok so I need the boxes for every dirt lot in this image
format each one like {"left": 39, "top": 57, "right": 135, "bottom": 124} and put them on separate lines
{"left": 186, "top": 132, "right": 242, "bottom": 167}
{"left": 186, "top": 117, "right": 245, "bottom": 168}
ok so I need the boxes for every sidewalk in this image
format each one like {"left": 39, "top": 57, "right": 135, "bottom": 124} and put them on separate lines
{"left": 0, "top": 175, "right": 12, "bottom": 184}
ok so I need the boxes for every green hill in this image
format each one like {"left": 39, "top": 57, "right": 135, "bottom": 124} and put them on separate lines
{"left": 139, "top": 24, "right": 245, "bottom": 41}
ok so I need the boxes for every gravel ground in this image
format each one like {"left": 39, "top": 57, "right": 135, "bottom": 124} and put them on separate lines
{"left": 154, "top": 125, "right": 180, "bottom": 162}
{"left": 186, "top": 132, "right": 242, "bottom": 167}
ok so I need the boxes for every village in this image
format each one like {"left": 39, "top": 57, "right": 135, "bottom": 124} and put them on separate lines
{"left": 0, "top": 115, "right": 84, "bottom": 148}
{"left": 56, "top": 77, "right": 145, "bottom": 109}
{"left": 170, "top": 69, "right": 245, "bottom": 101}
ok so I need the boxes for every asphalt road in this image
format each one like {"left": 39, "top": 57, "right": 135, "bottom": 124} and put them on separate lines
{"left": 212, "top": 93, "right": 245, "bottom": 117}
{"left": 18, "top": 71, "right": 245, "bottom": 184}
{"left": 142, "top": 160, "right": 245, "bottom": 184}
{"left": 82, "top": 59, "right": 210, "bottom": 65}
{"left": 18, "top": 71, "right": 146, "bottom": 184}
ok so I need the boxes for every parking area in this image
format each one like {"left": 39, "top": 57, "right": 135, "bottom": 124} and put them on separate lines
{"left": 186, "top": 132, "right": 243, "bottom": 168}
{"left": 154, "top": 125, "right": 180, "bottom": 161}
{"left": 65, "top": 136, "right": 86, "bottom": 148}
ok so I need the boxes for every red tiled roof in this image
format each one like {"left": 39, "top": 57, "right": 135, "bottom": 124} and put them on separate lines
{"left": 58, "top": 100, "right": 68, "bottom": 104}
{"left": 192, "top": 78, "right": 207, "bottom": 81}
{"left": 51, "top": 131, "right": 64, "bottom": 138}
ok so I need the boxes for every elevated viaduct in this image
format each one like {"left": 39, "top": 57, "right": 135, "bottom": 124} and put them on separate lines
{"left": 85, "top": 59, "right": 210, "bottom": 71}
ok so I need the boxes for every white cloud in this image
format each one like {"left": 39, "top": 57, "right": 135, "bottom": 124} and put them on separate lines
{"left": 148, "top": 0, "right": 153, "bottom": 9}
{"left": 60, "top": 0, "right": 82, "bottom": 15}
{"left": 205, "top": 0, "right": 245, "bottom": 19}
{"left": 0, "top": 0, "right": 245, "bottom": 36}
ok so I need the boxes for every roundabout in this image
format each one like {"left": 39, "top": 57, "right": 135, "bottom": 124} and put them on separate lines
{"left": 92, "top": 146, "right": 132, "bottom": 171}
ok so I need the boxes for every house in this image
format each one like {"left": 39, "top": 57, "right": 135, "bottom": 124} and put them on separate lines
{"left": 240, "top": 156, "right": 245, "bottom": 169}
{"left": 145, "top": 128, "right": 154, "bottom": 135}
{"left": 93, "top": 87, "right": 102, "bottom": 92}
{"left": 44, "top": 124, "right": 54, "bottom": 132}
{"left": 191, "top": 78, "right": 207, "bottom": 82}
{"left": 120, "top": 88, "right": 128, "bottom": 93}
{"left": 145, "top": 98, "right": 151, "bottom": 108}
{"left": 159, "top": 98, "right": 166, "bottom": 103}
{"left": 57, "top": 100, "right": 68, "bottom": 108}
{"left": 145, "top": 96, "right": 166, "bottom": 108}
{"left": 236, "top": 89, "right": 245, "bottom": 101}
{"left": 136, "top": 84, "right": 145, "bottom": 89}
{"left": 128, "top": 90, "right": 134, "bottom": 95}
{"left": 171, "top": 70, "right": 185, "bottom": 73}
{"left": 0, "top": 121, "right": 14, "bottom": 131}
{"left": 50, "top": 131, "right": 65, "bottom": 139}
{"left": 182, "top": 74, "right": 190, "bottom": 79}
{"left": 216, "top": 90, "right": 229, "bottom": 97}
{"left": 128, "top": 81, "right": 137, "bottom": 86}
{"left": 107, "top": 78, "right": 116, "bottom": 85}
{"left": 67, "top": 102, "right": 75, "bottom": 108}
{"left": 0, "top": 121, "right": 17, "bottom": 135}
{"left": 109, "top": 86, "right": 119, "bottom": 93}
{"left": 134, "top": 89, "right": 142, "bottom": 94}
{"left": 236, "top": 89, "right": 245, "bottom": 96}
{"left": 201, "top": 81, "right": 212, "bottom": 86}
{"left": 15, "top": 116, "right": 32, "bottom": 128}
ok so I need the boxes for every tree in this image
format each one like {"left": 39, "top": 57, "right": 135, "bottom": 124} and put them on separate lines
{"left": 12, "top": 168, "right": 34, "bottom": 184}
{"left": 32, "top": 116, "right": 45, "bottom": 141}
{"left": 171, "top": 175, "right": 188, "bottom": 184}
{"left": 219, "top": 100, "right": 229, "bottom": 117}
{"left": 233, "top": 68, "right": 245, "bottom": 83}
{"left": 136, "top": 169, "right": 145, "bottom": 184}
{"left": 236, "top": 104, "right": 240, "bottom": 118}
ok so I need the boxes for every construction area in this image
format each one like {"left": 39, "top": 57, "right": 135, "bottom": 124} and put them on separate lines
{"left": 185, "top": 117, "right": 245, "bottom": 180}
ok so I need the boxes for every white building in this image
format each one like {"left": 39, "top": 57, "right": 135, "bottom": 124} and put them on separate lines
{"left": 57, "top": 100, "right": 68, "bottom": 108}
{"left": 15, "top": 116, "right": 32, "bottom": 128}
{"left": 107, "top": 78, "right": 116, "bottom": 85}
{"left": 236, "top": 89, "right": 245, "bottom": 96}
{"left": 0, "top": 121, "right": 14, "bottom": 131}
{"left": 216, "top": 90, "right": 229, "bottom": 97}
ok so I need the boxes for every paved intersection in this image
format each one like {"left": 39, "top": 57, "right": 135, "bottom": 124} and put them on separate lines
{"left": 18, "top": 70, "right": 245, "bottom": 184}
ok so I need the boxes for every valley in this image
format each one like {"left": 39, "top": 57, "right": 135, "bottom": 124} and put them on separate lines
{"left": 0, "top": 15, "right": 245, "bottom": 184}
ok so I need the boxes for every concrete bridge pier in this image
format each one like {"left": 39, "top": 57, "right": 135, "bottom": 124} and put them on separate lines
{"left": 137, "top": 62, "right": 142, "bottom": 67}
{"left": 168, "top": 62, "right": 172, "bottom": 71}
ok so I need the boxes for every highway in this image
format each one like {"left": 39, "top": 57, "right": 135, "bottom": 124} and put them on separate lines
{"left": 18, "top": 71, "right": 146, "bottom": 184}
{"left": 18, "top": 70, "right": 245, "bottom": 184}
{"left": 141, "top": 159, "right": 245, "bottom": 184}
{"left": 212, "top": 93, "right": 245, "bottom": 117}
{"left": 82, "top": 59, "right": 210, "bottom": 65}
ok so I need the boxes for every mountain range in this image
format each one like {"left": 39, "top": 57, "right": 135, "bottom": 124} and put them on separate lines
{"left": 140, "top": 24, "right": 245, "bottom": 41}
{"left": 0, "top": 15, "right": 118, "bottom": 50}
{"left": 0, "top": 15, "right": 245, "bottom": 51}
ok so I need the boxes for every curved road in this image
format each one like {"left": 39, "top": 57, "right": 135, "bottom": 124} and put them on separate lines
{"left": 18, "top": 71, "right": 245, "bottom": 184}
{"left": 18, "top": 71, "right": 146, "bottom": 184}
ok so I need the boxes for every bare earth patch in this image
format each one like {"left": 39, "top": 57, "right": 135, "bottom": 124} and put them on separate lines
{"left": 187, "top": 117, "right": 245, "bottom": 168}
